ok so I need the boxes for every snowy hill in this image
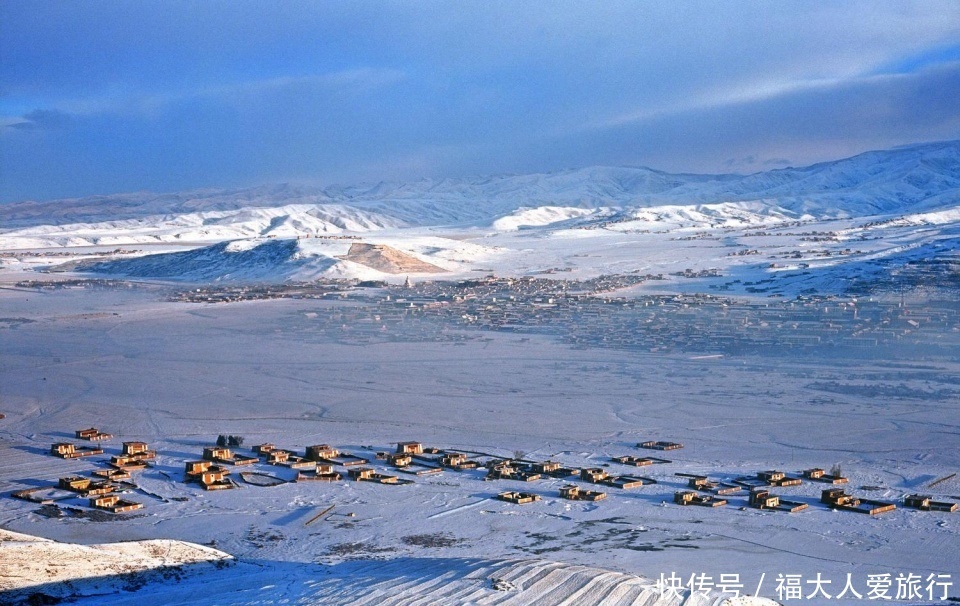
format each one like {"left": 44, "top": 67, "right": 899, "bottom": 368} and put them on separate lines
{"left": 0, "top": 203, "right": 405, "bottom": 249}
{"left": 70, "top": 236, "right": 494, "bottom": 283}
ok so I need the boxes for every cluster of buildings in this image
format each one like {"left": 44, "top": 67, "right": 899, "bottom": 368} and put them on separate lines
{"left": 10, "top": 428, "right": 957, "bottom": 521}
{"left": 155, "top": 262, "right": 960, "bottom": 363}
{"left": 15, "top": 429, "right": 155, "bottom": 513}
{"left": 226, "top": 274, "right": 960, "bottom": 360}
{"left": 13, "top": 278, "right": 133, "bottom": 290}
{"left": 168, "top": 281, "right": 353, "bottom": 304}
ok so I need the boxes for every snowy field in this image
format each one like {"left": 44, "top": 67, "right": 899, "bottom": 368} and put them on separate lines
{"left": 1, "top": 281, "right": 957, "bottom": 604}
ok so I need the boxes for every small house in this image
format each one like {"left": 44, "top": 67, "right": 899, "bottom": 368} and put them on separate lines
{"left": 262, "top": 449, "right": 312, "bottom": 468}
{"left": 297, "top": 463, "right": 342, "bottom": 482}
{"left": 758, "top": 470, "right": 784, "bottom": 482}
{"left": 749, "top": 488, "right": 808, "bottom": 512}
{"left": 529, "top": 461, "right": 560, "bottom": 475}
{"left": 306, "top": 444, "right": 340, "bottom": 461}
{"left": 802, "top": 468, "right": 848, "bottom": 484}
{"left": 89, "top": 494, "right": 143, "bottom": 513}
{"left": 758, "top": 470, "right": 802, "bottom": 486}
{"left": 612, "top": 455, "right": 654, "bottom": 467}
{"left": 821, "top": 488, "right": 895, "bottom": 515}
{"left": 58, "top": 476, "right": 92, "bottom": 492}
{"left": 749, "top": 489, "right": 780, "bottom": 509}
{"left": 122, "top": 442, "right": 156, "bottom": 460}
{"left": 497, "top": 491, "right": 541, "bottom": 504}
{"left": 639, "top": 441, "right": 683, "bottom": 451}
{"left": 348, "top": 467, "right": 399, "bottom": 484}
{"left": 821, "top": 488, "right": 858, "bottom": 507}
{"left": 204, "top": 446, "right": 231, "bottom": 460}
{"left": 110, "top": 454, "right": 149, "bottom": 471}
{"left": 396, "top": 442, "right": 424, "bottom": 455}
{"left": 580, "top": 468, "right": 609, "bottom": 483}
{"left": 530, "top": 461, "right": 577, "bottom": 477}
{"left": 683, "top": 476, "right": 741, "bottom": 495}
{"left": 559, "top": 485, "right": 606, "bottom": 501}
{"left": 674, "top": 491, "right": 726, "bottom": 507}
{"left": 904, "top": 494, "right": 958, "bottom": 512}
{"left": 199, "top": 469, "right": 233, "bottom": 490}
{"left": 203, "top": 446, "right": 232, "bottom": 461}
{"left": 389, "top": 453, "right": 413, "bottom": 467}
{"left": 487, "top": 461, "right": 540, "bottom": 481}
{"left": 185, "top": 460, "right": 213, "bottom": 476}
{"left": 93, "top": 468, "right": 131, "bottom": 482}
{"left": 203, "top": 446, "right": 257, "bottom": 466}
{"left": 76, "top": 428, "right": 113, "bottom": 441}
{"left": 306, "top": 445, "right": 368, "bottom": 466}
{"left": 184, "top": 460, "right": 233, "bottom": 490}
{"left": 266, "top": 449, "right": 291, "bottom": 464}
{"left": 51, "top": 442, "right": 103, "bottom": 459}
{"left": 604, "top": 475, "right": 653, "bottom": 489}
{"left": 441, "top": 452, "right": 479, "bottom": 470}
{"left": 687, "top": 476, "right": 713, "bottom": 490}
{"left": 58, "top": 476, "right": 114, "bottom": 496}
{"left": 253, "top": 443, "right": 276, "bottom": 456}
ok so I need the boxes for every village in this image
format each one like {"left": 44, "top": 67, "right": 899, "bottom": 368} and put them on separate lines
{"left": 10, "top": 426, "right": 957, "bottom": 523}
{"left": 15, "top": 261, "right": 959, "bottom": 362}
{"left": 214, "top": 276, "right": 960, "bottom": 364}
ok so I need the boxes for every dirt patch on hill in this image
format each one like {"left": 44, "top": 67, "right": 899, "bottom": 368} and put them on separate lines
{"left": 339, "top": 243, "right": 446, "bottom": 274}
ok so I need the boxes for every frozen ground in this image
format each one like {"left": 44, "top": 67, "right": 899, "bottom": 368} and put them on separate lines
{"left": 0, "top": 283, "right": 957, "bottom": 604}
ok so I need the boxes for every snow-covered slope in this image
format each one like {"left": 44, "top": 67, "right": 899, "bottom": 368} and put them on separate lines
{"left": 0, "top": 529, "right": 231, "bottom": 603}
{"left": 491, "top": 206, "right": 612, "bottom": 231}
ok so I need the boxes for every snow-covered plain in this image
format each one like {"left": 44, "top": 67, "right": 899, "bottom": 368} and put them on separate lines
{"left": 0, "top": 142, "right": 958, "bottom": 604}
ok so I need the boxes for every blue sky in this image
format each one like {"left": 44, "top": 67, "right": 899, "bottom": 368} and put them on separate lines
{"left": 2, "top": 1, "right": 960, "bottom": 202}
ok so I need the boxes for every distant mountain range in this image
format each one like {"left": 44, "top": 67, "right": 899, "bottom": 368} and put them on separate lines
{"left": 2, "top": 140, "right": 958, "bottom": 233}
{"left": 1, "top": 141, "right": 957, "bottom": 292}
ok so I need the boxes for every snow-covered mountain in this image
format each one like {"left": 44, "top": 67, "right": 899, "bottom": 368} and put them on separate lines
{"left": 1, "top": 140, "right": 957, "bottom": 292}
{"left": 0, "top": 203, "right": 405, "bottom": 249}
{"left": 2, "top": 140, "right": 958, "bottom": 231}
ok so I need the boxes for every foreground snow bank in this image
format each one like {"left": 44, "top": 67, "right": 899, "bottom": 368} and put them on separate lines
{"left": 0, "top": 528, "right": 779, "bottom": 605}
{"left": 0, "top": 529, "right": 232, "bottom": 602}
{"left": 53, "top": 554, "right": 780, "bottom": 606}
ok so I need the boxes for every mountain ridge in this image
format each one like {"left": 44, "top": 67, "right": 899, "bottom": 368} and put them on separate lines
{"left": 2, "top": 140, "right": 957, "bottom": 231}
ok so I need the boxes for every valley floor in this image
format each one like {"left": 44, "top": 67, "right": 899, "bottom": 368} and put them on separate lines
{"left": 0, "top": 281, "right": 957, "bottom": 604}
